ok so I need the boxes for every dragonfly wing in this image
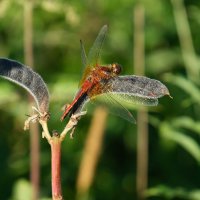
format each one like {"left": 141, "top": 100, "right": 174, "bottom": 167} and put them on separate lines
{"left": 93, "top": 93, "right": 136, "bottom": 123}
{"left": 79, "top": 40, "right": 89, "bottom": 87}
{"left": 87, "top": 25, "right": 108, "bottom": 67}
{"left": 79, "top": 25, "right": 108, "bottom": 86}
{"left": 80, "top": 40, "right": 87, "bottom": 69}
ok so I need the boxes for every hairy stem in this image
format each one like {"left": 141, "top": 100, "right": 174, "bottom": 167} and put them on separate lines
{"left": 25, "top": 100, "right": 84, "bottom": 199}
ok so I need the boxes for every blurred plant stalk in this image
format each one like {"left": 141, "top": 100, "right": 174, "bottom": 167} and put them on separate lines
{"left": 76, "top": 107, "right": 108, "bottom": 200}
{"left": 171, "top": 0, "right": 199, "bottom": 82}
{"left": 24, "top": 0, "right": 40, "bottom": 200}
{"left": 133, "top": 3, "right": 148, "bottom": 200}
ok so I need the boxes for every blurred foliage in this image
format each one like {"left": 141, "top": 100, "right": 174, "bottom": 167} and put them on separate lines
{"left": 0, "top": 0, "right": 200, "bottom": 200}
{"left": 146, "top": 185, "right": 200, "bottom": 200}
{"left": 11, "top": 179, "right": 33, "bottom": 200}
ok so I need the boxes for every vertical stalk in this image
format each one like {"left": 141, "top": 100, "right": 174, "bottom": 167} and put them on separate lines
{"left": 50, "top": 134, "right": 63, "bottom": 200}
{"left": 24, "top": 1, "right": 40, "bottom": 199}
{"left": 133, "top": 4, "right": 148, "bottom": 200}
{"left": 76, "top": 107, "right": 107, "bottom": 199}
{"left": 171, "top": 0, "right": 200, "bottom": 123}
{"left": 24, "top": 0, "right": 34, "bottom": 67}
{"left": 171, "top": 0, "right": 199, "bottom": 82}
{"left": 30, "top": 123, "right": 40, "bottom": 200}
{"left": 136, "top": 109, "right": 148, "bottom": 200}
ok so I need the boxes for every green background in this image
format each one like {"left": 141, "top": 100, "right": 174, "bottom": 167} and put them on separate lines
{"left": 0, "top": 0, "right": 200, "bottom": 199}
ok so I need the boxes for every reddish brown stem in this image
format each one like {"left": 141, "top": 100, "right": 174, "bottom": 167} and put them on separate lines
{"left": 50, "top": 135, "right": 63, "bottom": 200}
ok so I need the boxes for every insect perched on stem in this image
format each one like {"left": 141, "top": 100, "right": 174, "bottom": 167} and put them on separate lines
{"left": 61, "top": 25, "right": 171, "bottom": 123}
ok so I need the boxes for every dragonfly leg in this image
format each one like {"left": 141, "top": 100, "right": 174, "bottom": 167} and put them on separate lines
{"left": 70, "top": 127, "right": 76, "bottom": 139}
{"left": 60, "top": 110, "right": 87, "bottom": 140}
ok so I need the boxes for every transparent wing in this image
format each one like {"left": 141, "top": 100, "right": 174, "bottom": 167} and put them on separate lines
{"left": 79, "top": 40, "right": 89, "bottom": 87}
{"left": 89, "top": 91, "right": 157, "bottom": 123}
{"left": 87, "top": 25, "right": 108, "bottom": 67}
{"left": 92, "top": 93, "right": 136, "bottom": 123}
{"left": 80, "top": 40, "right": 87, "bottom": 69}
{"left": 79, "top": 25, "right": 108, "bottom": 86}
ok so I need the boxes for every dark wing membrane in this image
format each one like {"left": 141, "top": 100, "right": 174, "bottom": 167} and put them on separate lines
{"left": 87, "top": 25, "right": 108, "bottom": 67}
{"left": 103, "top": 75, "right": 170, "bottom": 99}
{"left": 0, "top": 58, "right": 49, "bottom": 113}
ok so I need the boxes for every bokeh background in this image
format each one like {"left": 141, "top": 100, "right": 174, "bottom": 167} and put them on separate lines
{"left": 0, "top": 0, "right": 200, "bottom": 200}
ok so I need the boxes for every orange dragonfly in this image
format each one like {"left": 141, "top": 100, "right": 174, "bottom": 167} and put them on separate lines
{"left": 61, "top": 25, "right": 170, "bottom": 122}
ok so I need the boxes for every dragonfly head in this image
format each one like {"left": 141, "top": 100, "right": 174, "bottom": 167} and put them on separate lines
{"left": 111, "top": 63, "right": 122, "bottom": 75}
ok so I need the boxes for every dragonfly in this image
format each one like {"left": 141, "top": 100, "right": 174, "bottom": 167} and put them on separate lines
{"left": 61, "top": 25, "right": 170, "bottom": 123}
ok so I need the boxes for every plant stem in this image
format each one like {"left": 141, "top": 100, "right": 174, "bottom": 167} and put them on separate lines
{"left": 133, "top": 3, "right": 148, "bottom": 200}
{"left": 24, "top": 0, "right": 40, "bottom": 199}
{"left": 76, "top": 107, "right": 107, "bottom": 199}
{"left": 50, "top": 133, "right": 63, "bottom": 200}
{"left": 28, "top": 110, "right": 84, "bottom": 199}
{"left": 171, "top": 0, "right": 199, "bottom": 82}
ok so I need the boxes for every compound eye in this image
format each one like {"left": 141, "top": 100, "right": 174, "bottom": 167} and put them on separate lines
{"left": 112, "top": 63, "right": 122, "bottom": 75}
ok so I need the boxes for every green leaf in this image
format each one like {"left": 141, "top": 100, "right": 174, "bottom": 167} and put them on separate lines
{"left": 146, "top": 49, "right": 181, "bottom": 74}
{"left": 160, "top": 122, "right": 200, "bottom": 163}
{"left": 189, "top": 190, "right": 200, "bottom": 200}
{"left": 146, "top": 185, "right": 200, "bottom": 200}
{"left": 164, "top": 74, "right": 200, "bottom": 104}
{"left": 172, "top": 116, "right": 200, "bottom": 135}
{"left": 0, "top": 82, "right": 19, "bottom": 105}
{"left": 11, "top": 179, "right": 32, "bottom": 200}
